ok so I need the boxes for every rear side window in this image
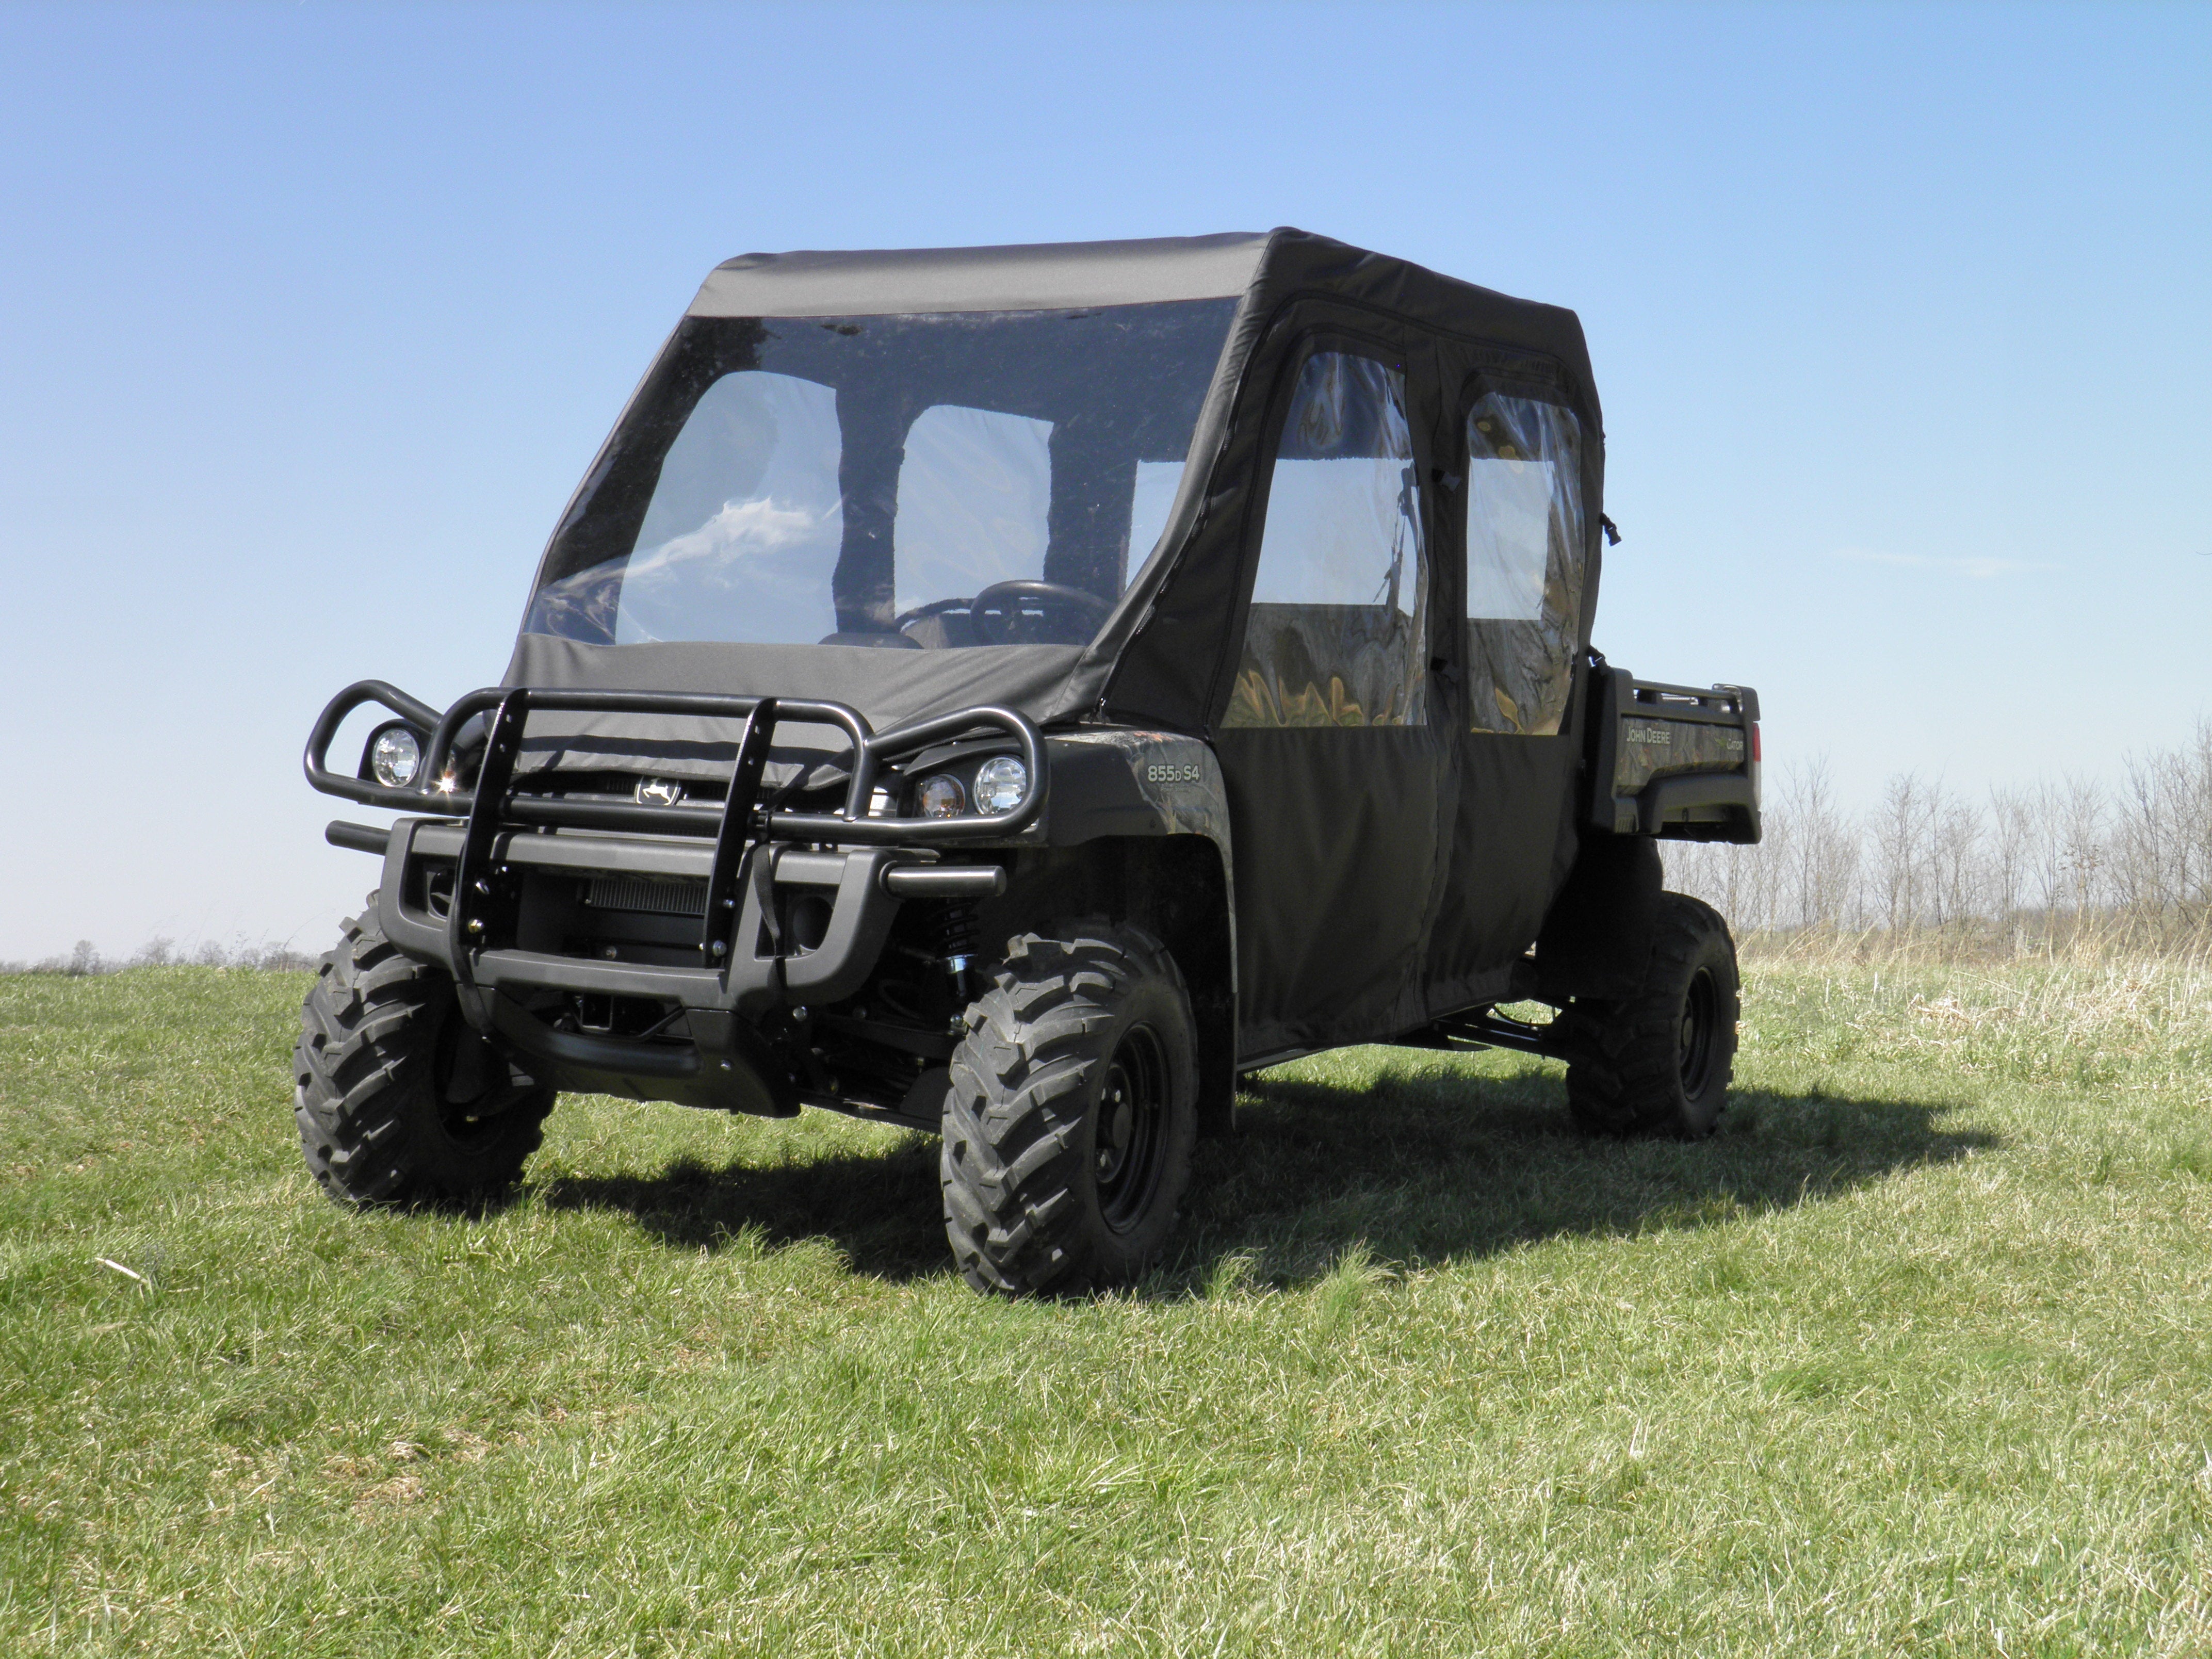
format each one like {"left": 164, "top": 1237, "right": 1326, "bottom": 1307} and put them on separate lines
{"left": 1223, "top": 353, "right": 1427, "bottom": 728}
{"left": 1463, "top": 393, "right": 1585, "bottom": 735}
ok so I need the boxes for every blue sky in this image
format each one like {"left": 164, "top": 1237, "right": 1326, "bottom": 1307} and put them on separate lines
{"left": 1, "top": 1, "right": 2205, "bottom": 960}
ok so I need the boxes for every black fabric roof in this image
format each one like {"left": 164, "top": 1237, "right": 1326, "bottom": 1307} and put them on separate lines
{"left": 683, "top": 227, "right": 1593, "bottom": 396}
{"left": 687, "top": 233, "right": 1271, "bottom": 318}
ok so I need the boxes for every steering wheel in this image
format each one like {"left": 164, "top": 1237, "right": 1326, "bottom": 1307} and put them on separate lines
{"left": 892, "top": 596, "right": 974, "bottom": 634}
{"left": 967, "top": 580, "right": 1114, "bottom": 645}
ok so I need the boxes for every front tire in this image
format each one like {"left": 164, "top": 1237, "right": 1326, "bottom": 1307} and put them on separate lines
{"left": 939, "top": 921, "right": 1198, "bottom": 1296}
{"left": 294, "top": 898, "right": 555, "bottom": 1206}
{"left": 1561, "top": 891, "right": 1739, "bottom": 1139}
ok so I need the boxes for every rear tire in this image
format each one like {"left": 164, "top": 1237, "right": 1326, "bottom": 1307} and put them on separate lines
{"left": 1560, "top": 891, "right": 1739, "bottom": 1139}
{"left": 939, "top": 921, "right": 1197, "bottom": 1296}
{"left": 294, "top": 898, "right": 555, "bottom": 1206}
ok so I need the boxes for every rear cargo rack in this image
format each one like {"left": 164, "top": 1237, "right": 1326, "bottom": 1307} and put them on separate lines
{"left": 1588, "top": 669, "right": 1761, "bottom": 843}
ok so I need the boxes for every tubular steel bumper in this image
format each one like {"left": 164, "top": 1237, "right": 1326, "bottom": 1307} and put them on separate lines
{"left": 304, "top": 681, "right": 1034, "bottom": 1114}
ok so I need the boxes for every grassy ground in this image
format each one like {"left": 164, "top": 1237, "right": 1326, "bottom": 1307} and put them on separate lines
{"left": 3, "top": 955, "right": 2209, "bottom": 1656}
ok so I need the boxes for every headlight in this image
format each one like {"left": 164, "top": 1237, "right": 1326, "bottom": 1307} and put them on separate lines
{"left": 369, "top": 725, "right": 422, "bottom": 789}
{"left": 916, "top": 773, "right": 966, "bottom": 819}
{"left": 974, "top": 755, "right": 1029, "bottom": 815}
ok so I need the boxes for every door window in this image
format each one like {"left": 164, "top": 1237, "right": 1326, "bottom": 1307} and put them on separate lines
{"left": 1223, "top": 353, "right": 1427, "bottom": 727}
{"left": 1463, "top": 393, "right": 1585, "bottom": 735}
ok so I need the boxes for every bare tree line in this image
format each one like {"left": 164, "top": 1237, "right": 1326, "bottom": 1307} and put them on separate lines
{"left": 1, "top": 936, "right": 319, "bottom": 976}
{"left": 1666, "top": 718, "right": 2212, "bottom": 954}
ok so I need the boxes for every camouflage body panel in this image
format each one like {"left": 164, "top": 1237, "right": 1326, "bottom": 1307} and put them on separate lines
{"left": 1044, "top": 729, "right": 1233, "bottom": 854}
{"left": 1613, "top": 717, "right": 1748, "bottom": 793}
{"left": 1589, "top": 671, "right": 1761, "bottom": 844}
{"left": 1039, "top": 727, "right": 1237, "bottom": 990}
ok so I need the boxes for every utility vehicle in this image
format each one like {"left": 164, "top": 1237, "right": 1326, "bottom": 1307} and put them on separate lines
{"left": 299, "top": 230, "right": 1762, "bottom": 1294}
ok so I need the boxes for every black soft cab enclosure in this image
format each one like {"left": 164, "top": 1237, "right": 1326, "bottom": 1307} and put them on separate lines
{"left": 299, "top": 229, "right": 1761, "bottom": 1294}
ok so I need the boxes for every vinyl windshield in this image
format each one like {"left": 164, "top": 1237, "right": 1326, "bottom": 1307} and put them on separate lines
{"left": 524, "top": 300, "right": 1238, "bottom": 652}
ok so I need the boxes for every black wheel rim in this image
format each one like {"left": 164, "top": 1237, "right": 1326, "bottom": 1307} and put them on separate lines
{"left": 1679, "top": 967, "right": 1719, "bottom": 1098}
{"left": 1095, "top": 1022, "right": 1169, "bottom": 1235}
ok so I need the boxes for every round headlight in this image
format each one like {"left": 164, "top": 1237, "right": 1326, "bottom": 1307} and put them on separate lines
{"left": 915, "top": 773, "right": 966, "bottom": 819}
{"left": 974, "top": 755, "right": 1029, "bottom": 815}
{"left": 369, "top": 725, "right": 422, "bottom": 789}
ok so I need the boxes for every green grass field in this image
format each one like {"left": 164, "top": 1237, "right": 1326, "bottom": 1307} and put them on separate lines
{"left": 3, "top": 954, "right": 2209, "bottom": 1656}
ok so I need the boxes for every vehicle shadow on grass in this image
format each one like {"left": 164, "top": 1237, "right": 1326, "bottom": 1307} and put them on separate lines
{"left": 532, "top": 1060, "right": 2000, "bottom": 1291}
{"left": 534, "top": 1133, "right": 950, "bottom": 1280}
{"left": 1165, "top": 1065, "right": 1999, "bottom": 1292}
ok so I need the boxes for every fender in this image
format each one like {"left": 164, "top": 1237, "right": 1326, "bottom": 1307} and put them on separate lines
{"left": 1533, "top": 829, "right": 1663, "bottom": 1002}
{"left": 1040, "top": 729, "right": 1237, "bottom": 999}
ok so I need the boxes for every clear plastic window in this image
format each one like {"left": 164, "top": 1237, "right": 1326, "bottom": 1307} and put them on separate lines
{"left": 559, "top": 370, "right": 846, "bottom": 646}
{"left": 890, "top": 403, "right": 1054, "bottom": 623}
{"left": 1463, "top": 394, "right": 1584, "bottom": 735}
{"left": 523, "top": 300, "right": 1235, "bottom": 649}
{"left": 1223, "top": 353, "right": 1426, "bottom": 728}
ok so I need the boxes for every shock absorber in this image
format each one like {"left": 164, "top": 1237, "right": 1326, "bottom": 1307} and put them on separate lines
{"left": 926, "top": 899, "right": 980, "bottom": 1002}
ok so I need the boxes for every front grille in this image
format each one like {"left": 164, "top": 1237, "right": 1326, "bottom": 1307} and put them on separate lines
{"left": 584, "top": 875, "right": 708, "bottom": 917}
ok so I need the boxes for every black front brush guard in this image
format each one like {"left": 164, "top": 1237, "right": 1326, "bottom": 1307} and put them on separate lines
{"left": 301, "top": 680, "right": 1042, "bottom": 1115}
{"left": 304, "top": 679, "right": 1046, "bottom": 847}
